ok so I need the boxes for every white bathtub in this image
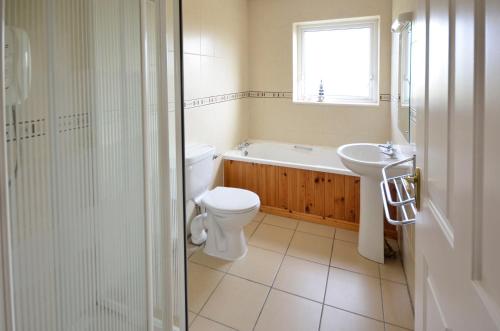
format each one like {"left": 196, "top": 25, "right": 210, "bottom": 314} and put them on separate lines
{"left": 223, "top": 141, "right": 355, "bottom": 176}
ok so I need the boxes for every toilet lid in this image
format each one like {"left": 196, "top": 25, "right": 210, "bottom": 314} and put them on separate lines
{"left": 202, "top": 187, "right": 260, "bottom": 214}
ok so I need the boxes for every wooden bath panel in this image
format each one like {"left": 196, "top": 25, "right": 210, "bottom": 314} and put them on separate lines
{"left": 224, "top": 159, "right": 397, "bottom": 239}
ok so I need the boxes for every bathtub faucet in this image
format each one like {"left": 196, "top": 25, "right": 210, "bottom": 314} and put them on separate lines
{"left": 237, "top": 141, "right": 251, "bottom": 156}
{"left": 238, "top": 140, "right": 251, "bottom": 148}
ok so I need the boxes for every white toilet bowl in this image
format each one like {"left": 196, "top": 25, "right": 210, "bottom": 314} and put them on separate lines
{"left": 192, "top": 186, "right": 260, "bottom": 261}
{"left": 185, "top": 143, "right": 260, "bottom": 261}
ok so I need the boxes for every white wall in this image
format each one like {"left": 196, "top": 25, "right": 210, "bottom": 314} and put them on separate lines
{"left": 391, "top": 0, "right": 417, "bottom": 305}
{"left": 183, "top": 0, "right": 249, "bottom": 225}
{"left": 183, "top": 0, "right": 249, "bottom": 187}
{"left": 247, "top": 0, "right": 393, "bottom": 147}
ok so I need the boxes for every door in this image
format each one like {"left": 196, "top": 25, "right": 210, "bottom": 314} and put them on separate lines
{"left": 414, "top": 0, "right": 500, "bottom": 330}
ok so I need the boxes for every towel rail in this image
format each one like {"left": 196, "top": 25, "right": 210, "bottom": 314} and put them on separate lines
{"left": 380, "top": 155, "right": 420, "bottom": 226}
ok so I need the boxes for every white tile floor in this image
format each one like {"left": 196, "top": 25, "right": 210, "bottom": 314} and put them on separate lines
{"left": 187, "top": 212, "right": 414, "bottom": 331}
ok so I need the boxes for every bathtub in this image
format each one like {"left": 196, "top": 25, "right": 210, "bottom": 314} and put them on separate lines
{"left": 223, "top": 141, "right": 354, "bottom": 176}
{"left": 222, "top": 140, "right": 397, "bottom": 239}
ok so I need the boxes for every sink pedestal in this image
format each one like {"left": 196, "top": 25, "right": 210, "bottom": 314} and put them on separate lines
{"left": 337, "top": 143, "right": 410, "bottom": 264}
{"left": 358, "top": 176, "right": 384, "bottom": 263}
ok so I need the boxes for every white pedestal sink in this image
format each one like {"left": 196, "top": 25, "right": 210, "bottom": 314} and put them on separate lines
{"left": 337, "top": 143, "right": 410, "bottom": 263}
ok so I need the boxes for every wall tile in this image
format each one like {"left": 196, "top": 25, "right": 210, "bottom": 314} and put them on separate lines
{"left": 247, "top": 0, "right": 393, "bottom": 146}
{"left": 183, "top": 53, "right": 201, "bottom": 100}
{"left": 183, "top": 0, "right": 201, "bottom": 54}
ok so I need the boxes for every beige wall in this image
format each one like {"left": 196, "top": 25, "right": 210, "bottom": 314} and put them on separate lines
{"left": 391, "top": 0, "right": 417, "bottom": 305}
{"left": 247, "top": 0, "right": 393, "bottom": 147}
{"left": 183, "top": 0, "right": 249, "bottom": 187}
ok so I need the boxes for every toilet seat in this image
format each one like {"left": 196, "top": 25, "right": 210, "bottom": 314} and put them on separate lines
{"left": 202, "top": 187, "right": 260, "bottom": 214}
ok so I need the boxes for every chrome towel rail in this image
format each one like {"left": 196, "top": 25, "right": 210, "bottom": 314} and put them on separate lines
{"left": 380, "top": 155, "right": 420, "bottom": 226}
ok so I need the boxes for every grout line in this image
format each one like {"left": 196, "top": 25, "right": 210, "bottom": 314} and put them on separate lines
{"left": 260, "top": 220, "right": 298, "bottom": 232}
{"left": 188, "top": 312, "right": 198, "bottom": 328}
{"left": 195, "top": 314, "right": 239, "bottom": 330}
{"left": 195, "top": 270, "right": 227, "bottom": 315}
{"left": 269, "top": 286, "right": 324, "bottom": 305}
{"left": 285, "top": 251, "right": 331, "bottom": 267}
{"left": 191, "top": 232, "right": 403, "bottom": 285}
{"left": 248, "top": 230, "right": 384, "bottom": 280}
{"left": 379, "top": 271, "right": 386, "bottom": 327}
{"left": 258, "top": 213, "right": 269, "bottom": 223}
{"left": 251, "top": 285, "right": 272, "bottom": 331}
{"left": 188, "top": 259, "right": 232, "bottom": 274}
{"left": 318, "top": 236, "right": 336, "bottom": 331}
{"left": 384, "top": 321, "right": 413, "bottom": 331}
{"left": 251, "top": 224, "right": 298, "bottom": 330}
{"left": 322, "top": 302, "right": 388, "bottom": 325}
{"left": 295, "top": 228, "right": 335, "bottom": 239}
{"left": 188, "top": 213, "right": 411, "bottom": 330}
{"left": 187, "top": 252, "right": 409, "bottom": 297}
{"left": 397, "top": 250, "right": 416, "bottom": 314}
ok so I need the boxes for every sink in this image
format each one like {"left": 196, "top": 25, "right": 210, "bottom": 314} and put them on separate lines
{"left": 337, "top": 143, "right": 408, "bottom": 178}
{"left": 337, "top": 143, "right": 411, "bottom": 263}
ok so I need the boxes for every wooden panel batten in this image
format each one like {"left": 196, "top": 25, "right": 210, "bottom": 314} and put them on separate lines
{"left": 223, "top": 159, "right": 397, "bottom": 238}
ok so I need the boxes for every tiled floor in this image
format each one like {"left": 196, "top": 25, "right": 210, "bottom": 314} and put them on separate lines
{"left": 187, "top": 212, "right": 414, "bottom": 331}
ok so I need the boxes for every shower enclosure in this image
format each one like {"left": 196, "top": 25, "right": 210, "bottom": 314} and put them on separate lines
{"left": 0, "top": 0, "right": 186, "bottom": 330}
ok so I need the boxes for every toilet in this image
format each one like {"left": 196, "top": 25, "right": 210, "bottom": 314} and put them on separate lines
{"left": 185, "top": 144, "right": 260, "bottom": 261}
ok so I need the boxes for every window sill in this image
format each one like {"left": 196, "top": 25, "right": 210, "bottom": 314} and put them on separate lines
{"left": 292, "top": 99, "right": 380, "bottom": 107}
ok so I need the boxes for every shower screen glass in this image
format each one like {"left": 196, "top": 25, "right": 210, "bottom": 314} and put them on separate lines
{"left": 1, "top": 0, "right": 186, "bottom": 330}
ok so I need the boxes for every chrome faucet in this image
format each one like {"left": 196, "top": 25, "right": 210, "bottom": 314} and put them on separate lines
{"left": 237, "top": 141, "right": 251, "bottom": 156}
{"left": 378, "top": 141, "right": 395, "bottom": 157}
{"left": 238, "top": 141, "right": 250, "bottom": 148}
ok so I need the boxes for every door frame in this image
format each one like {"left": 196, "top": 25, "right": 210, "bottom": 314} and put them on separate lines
{"left": 0, "top": 0, "right": 16, "bottom": 329}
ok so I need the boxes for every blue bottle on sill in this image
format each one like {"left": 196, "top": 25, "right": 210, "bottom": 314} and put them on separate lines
{"left": 318, "top": 80, "right": 325, "bottom": 102}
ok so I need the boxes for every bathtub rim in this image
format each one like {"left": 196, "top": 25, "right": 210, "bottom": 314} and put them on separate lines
{"left": 223, "top": 142, "right": 356, "bottom": 177}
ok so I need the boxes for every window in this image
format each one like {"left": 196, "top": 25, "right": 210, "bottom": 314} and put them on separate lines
{"left": 293, "top": 16, "right": 380, "bottom": 105}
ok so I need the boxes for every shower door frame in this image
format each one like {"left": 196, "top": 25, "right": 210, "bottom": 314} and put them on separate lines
{"left": 0, "top": 0, "right": 16, "bottom": 329}
{"left": 0, "top": 0, "right": 187, "bottom": 330}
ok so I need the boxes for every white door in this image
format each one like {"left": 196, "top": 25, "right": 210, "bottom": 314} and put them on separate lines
{"left": 414, "top": 0, "right": 500, "bottom": 330}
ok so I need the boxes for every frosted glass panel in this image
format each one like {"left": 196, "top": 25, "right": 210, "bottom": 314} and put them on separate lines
{"left": 2, "top": 0, "right": 164, "bottom": 329}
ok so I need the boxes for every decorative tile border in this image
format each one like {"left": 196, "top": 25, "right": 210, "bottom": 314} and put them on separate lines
{"left": 5, "top": 118, "right": 47, "bottom": 143}
{"left": 247, "top": 91, "right": 293, "bottom": 99}
{"left": 184, "top": 91, "right": 249, "bottom": 109}
{"left": 58, "top": 113, "right": 90, "bottom": 133}
{"left": 5, "top": 113, "right": 90, "bottom": 144}
{"left": 185, "top": 90, "right": 391, "bottom": 109}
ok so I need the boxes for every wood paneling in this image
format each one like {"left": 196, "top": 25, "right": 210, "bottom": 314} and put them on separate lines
{"left": 255, "top": 164, "right": 273, "bottom": 207}
{"left": 242, "top": 162, "right": 258, "bottom": 193}
{"left": 288, "top": 168, "right": 306, "bottom": 213}
{"left": 344, "top": 176, "right": 358, "bottom": 222}
{"left": 224, "top": 159, "right": 396, "bottom": 238}
{"left": 278, "top": 167, "right": 289, "bottom": 210}
{"left": 304, "top": 171, "right": 325, "bottom": 217}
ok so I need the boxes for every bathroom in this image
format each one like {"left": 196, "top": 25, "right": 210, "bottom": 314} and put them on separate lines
{"left": 0, "top": 0, "right": 499, "bottom": 331}
{"left": 184, "top": 0, "right": 413, "bottom": 330}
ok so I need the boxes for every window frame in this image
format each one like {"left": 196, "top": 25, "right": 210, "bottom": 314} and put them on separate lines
{"left": 293, "top": 16, "right": 380, "bottom": 106}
